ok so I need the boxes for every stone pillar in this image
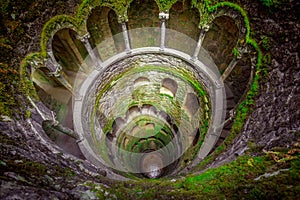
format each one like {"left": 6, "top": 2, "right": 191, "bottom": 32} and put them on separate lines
{"left": 56, "top": 72, "right": 74, "bottom": 94}
{"left": 47, "top": 51, "right": 62, "bottom": 75}
{"left": 121, "top": 22, "right": 131, "bottom": 53}
{"left": 46, "top": 51, "right": 73, "bottom": 93}
{"left": 43, "top": 120, "right": 79, "bottom": 139}
{"left": 221, "top": 44, "right": 248, "bottom": 81}
{"left": 221, "top": 58, "right": 239, "bottom": 81}
{"left": 192, "top": 27, "right": 208, "bottom": 61}
{"left": 159, "top": 11, "right": 169, "bottom": 51}
{"left": 78, "top": 33, "right": 102, "bottom": 69}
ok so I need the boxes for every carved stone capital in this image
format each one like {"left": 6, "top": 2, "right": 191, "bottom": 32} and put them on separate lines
{"left": 159, "top": 11, "right": 169, "bottom": 20}
{"left": 76, "top": 33, "right": 90, "bottom": 43}
{"left": 118, "top": 14, "right": 128, "bottom": 23}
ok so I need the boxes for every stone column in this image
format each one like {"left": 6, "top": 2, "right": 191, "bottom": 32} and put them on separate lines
{"left": 221, "top": 58, "right": 239, "bottom": 81}
{"left": 159, "top": 11, "right": 169, "bottom": 51}
{"left": 121, "top": 22, "right": 131, "bottom": 53}
{"left": 47, "top": 51, "right": 62, "bottom": 75}
{"left": 221, "top": 44, "right": 248, "bottom": 81}
{"left": 78, "top": 33, "right": 102, "bottom": 69}
{"left": 192, "top": 27, "right": 208, "bottom": 61}
{"left": 46, "top": 51, "right": 73, "bottom": 93}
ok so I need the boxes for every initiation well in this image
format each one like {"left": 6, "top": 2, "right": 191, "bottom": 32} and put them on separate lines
{"left": 24, "top": 0, "right": 257, "bottom": 180}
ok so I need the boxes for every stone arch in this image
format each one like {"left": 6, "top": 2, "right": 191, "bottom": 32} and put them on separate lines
{"left": 168, "top": 0, "right": 200, "bottom": 42}
{"left": 52, "top": 28, "right": 90, "bottom": 84}
{"left": 107, "top": 9, "right": 125, "bottom": 53}
{"left": 161, "top": 78, "right": 178, "bottom": 97}
{"left": 77, "top": 0, "right": 127, "bottom": 23}
{"left": 184, "top": 93, "right": 200, "bottom": 117}
{"left": 112, "top": 117, "right": 125, "bottom": 136}
{"left": 166, "top": 0, "right": 200, "bottom": 54}
{"left": 225, "top": 55, "right": 253, "bottom": 104}
{"left": 41, "top": 15, "right": 80, "bottom": 57}
{"left": 134, "top": 77, "right": 150, "bottom": 87}
{"left": 128, "top": 0, "right": 160, "bottom": 29}
{"left": 126, "top": 106, "right": 141, "bottom": 121}
{"left": 202, "top": 16, "right": 239, "bottom": 71}
{"left": 127, "top": 0, "right": 160, "bottom": 48}
{"left": 31, "top": 67, "right": 71, "bottom": 118}
{"left": 87, "top": 6, "right": 116, "bottom": 50}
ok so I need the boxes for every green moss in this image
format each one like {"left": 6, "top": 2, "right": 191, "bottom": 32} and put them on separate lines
{"left": 19, "top": 53, "right": 41, "bottom": 100}
{"left": 259, "top": 0, "right": 284, "bottom": 8}
{"left": 40, "top": 15, "right": 80, "bottom": 57}
{"left": 78, "top": 0, "right": 134, "bottom": 23}
{"left": 2, "top": 160, "right": 48, "bottom": 177}
{"left": 64, "top": 167, "right": 76, "bottom": 177}
{"left": 97, "top": 150, "right": 299, "bottom": 199}
{"left": 260, "top": 35, "right": 271, "bottom": 51}
{"left": 77, "top": 0, "right": 97, "bottom": 21}
{"left": 263, "top": 52, "right": 271, "bottom": 65}
{"left": 0, "top": 63, "right": 19, "bottom": 116}
{"left": 103, "top": 0, "right": 134, "bottom": 22}
{"left": 232, "top": 47, "right": 240, "bottom": 58}
{"left": 155, "top": 0, "right": 178, "bottom": 11}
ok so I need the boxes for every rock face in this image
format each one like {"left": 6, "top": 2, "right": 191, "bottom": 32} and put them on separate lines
{"left": 0, "top": 110, "right": 110, "bottom": 199}
{"left": 0, "top": 0, "right": 299, "bottom": 199}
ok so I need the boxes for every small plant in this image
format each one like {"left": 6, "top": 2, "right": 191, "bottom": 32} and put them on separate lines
{"left": 232, "top": 47, "right": 240, "bottom": 58}
{"left": 263, "top": 52, "right": 271, "bottom": 63}
{"left": 260, "top": 36, "right": 271, "bottom": 51}
{"left": 259, "top": 0, "right": 281, "bottom": 8}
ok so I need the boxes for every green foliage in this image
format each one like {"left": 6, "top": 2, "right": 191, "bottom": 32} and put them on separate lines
{"left": 232, "top": 47, "right": 240, "bottom": 58}
{"left": 155, "top": 0, "right": 178, "bottom": 11}
{"left": 190, "top": 0, "right": 212, "bottom": 28}
{"left": 77, "top": 0, "right": 95, "bottom": 22}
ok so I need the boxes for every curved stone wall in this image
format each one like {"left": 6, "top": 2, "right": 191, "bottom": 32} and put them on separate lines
{"left": 73, "top": 46, "right": 225, "bottom": 178}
